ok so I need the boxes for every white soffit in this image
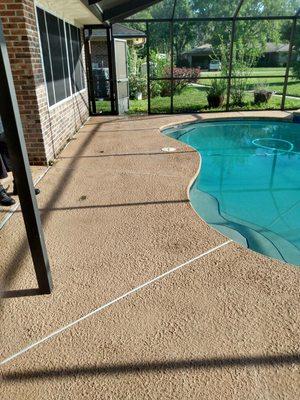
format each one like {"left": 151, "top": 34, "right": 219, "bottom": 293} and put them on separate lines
{"left": 36, "top": 0, "right": 101, "bottom": 26}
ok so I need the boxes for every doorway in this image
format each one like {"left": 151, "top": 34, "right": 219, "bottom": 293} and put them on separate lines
{"left": 84, "top": 25, "right": 148, "bottom": 116}
{"left": 114, "top": 39, "right": 129, "bottom": 114}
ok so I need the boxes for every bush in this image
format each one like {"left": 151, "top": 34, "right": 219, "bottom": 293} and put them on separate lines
{"left": 129, "top": 75, "right": 147, "bottom": 99}
{"left": 150, "top": 80, "right": 162, "bottom": 98}
{"left": 216, "top": 38, "right": 260, "bottom": 106}
{"left": 206, "top": 79, "right": 226, "bottom": 96}
{"left": 160, "top": 67, "right": 201, "bottom": 97}
{"left": 149, "top": 51, "right": 169, "bottom": 78}
{"left": 231, "top": 77, "right": 249, "bottom": 105}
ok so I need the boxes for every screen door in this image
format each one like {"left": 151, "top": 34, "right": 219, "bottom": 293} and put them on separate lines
{"left": 114, "top": 39, "right": 129, "bottom": 114}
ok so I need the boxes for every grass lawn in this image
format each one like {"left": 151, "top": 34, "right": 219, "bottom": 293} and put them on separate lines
{"left": 96, "top": 86, "right": 300, "bottom": 114}
{"left": 124, "top": 86, "right": 300, "bottom": 114}
{"left": 96, "top": 70, "right": 300, "bottom": 115}
{"left": 96, "top": 100, "right": 112, "bottom": 114}
{"left": 201, "top": 67, "right": 287, "bottom": 78}
{"left": 201, "top": 67, "right": 300, "bottom": 97}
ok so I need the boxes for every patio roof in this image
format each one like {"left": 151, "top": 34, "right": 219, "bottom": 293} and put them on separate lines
{"left": 35, "top": 1, "right": 163, "bottom": 25}
{"left": 87, "top": 0, "right": 163, "bottom": 22}
{"left": 35, "top": 0, "right": 102, "bottom": 25}
{"left": 78, "top": 0, "right": 300, "bottom": 25}
{"left": 91, "top": 23, "right": 146, "bottom": 39}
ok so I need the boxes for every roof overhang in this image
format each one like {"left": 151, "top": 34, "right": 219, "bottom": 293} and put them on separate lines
{"left": 36, "top": 1, "right": 163, "bottom": 28}
{"left": 37, "top": 0, "right": 103, "bottom": 26}
{"left": 88, "top": 0, "right": 163, "bottom": 23}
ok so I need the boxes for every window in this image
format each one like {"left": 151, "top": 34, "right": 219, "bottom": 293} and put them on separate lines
{"left": 66, "top": 22, "right": 85, "bottom": 93}
{"left": 36, "top": 7, "right": 85, "bottom": 107}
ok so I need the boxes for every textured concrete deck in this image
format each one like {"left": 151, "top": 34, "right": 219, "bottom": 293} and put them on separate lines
{"left": 0, "top": 165, "right": 48, "bottom": 223}
{"left": 0, "top": 112, "right": 299, "bottom": 399}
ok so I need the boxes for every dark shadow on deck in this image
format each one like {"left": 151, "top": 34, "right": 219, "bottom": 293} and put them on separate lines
{"left": 7, "top": 199, "right": 190, "bottom": 215}
{"left": 0, "top": 288, "right": 41, "bottom": 298}
{"left": 59, "top": 150, "right": 196, "bottom": 159}
{"left": 3, "top": 353, "right": 299, "bottom": 381}
{"left": 41, "top": 199, "right": 190, "bottom": 212}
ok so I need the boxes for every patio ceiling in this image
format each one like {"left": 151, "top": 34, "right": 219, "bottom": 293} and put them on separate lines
{"left": 37, "top": 0, "right": 102, "bottom": 25}
{"left": 87, "top": 0, "right": 163, "bottom": 22}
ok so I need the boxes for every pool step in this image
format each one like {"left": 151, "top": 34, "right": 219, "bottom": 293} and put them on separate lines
{"left": 190, "top": 189, "right": 299, "bottom": 265}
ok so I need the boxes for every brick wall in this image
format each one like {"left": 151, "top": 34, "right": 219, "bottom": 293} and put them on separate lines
{"left": 1, "top": 0, "right": 89, "bottom": 165}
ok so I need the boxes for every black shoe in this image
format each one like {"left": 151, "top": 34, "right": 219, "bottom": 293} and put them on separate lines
{"left": 13, "top": 183, "right": 40, "bottom": 196}
{"left": 0, "top": 187, "right": 16, "bottom": 206}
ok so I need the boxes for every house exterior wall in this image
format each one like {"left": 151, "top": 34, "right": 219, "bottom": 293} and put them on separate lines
{"left": 1, "top": 0, "right": 89, "bottom": 165}
{"left": 191, "top": 55, "right": 210, "bottom": 69}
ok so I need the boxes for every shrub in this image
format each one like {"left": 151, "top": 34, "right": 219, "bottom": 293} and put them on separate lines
{"left": 150, "top": 80, "right": 162, "bottom": 98}
{"left": 149, "top": 51, "right": 169, "bottom": 78}
{"left": 160, "top": 67, "right": 201, "bottom": 96}
{"left": 206, "top": 79, "right": 226, "bottom": 97}
{"left": 216, "top": 37, "right": 260, "bottom": 106}
{"left": 231, "top": 77, "right": 249, "bottom": 105}
{"left": 129, "top": 75, "right": 147, "bottom": 99}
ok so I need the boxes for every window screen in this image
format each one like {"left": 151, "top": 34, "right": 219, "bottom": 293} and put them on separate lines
{"left": 66, "top": 23, "right": 85, "bottom": 93}
{"left": 37, "top": 7, "right": 85, "bottom": 106}
{"left": 37, "top": 8, "right": 55, "bottom": 106}
{"left": 59, "top": 19, "right": 71, "bottom": 98}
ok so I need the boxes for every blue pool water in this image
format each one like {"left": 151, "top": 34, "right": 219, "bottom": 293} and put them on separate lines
{"left": 164, "top": 119, "right": 300, "bottom": 266}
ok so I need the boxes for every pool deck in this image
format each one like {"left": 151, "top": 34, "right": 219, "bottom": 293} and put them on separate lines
{"left": 0, "top": 111, "right": 299, "bottom": 399}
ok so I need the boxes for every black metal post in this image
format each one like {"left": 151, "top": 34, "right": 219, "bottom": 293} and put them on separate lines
{"left": 172, "top": 0, "right": 178, "bottom": 20}
{"left": 0, "top": 20, "right": 52, "bottom": 294}
{"left": 170, "top": 20, "right": 174, "bottom": 114}
{"left": 127, "top": 15, "right": 299, "bottom": 23}
{"left": 226, "top": 0, "right": 245, "bottom": 111}
{"left": 281, "top": 17, "right": 298, "bottom": 110}
{"left": 107, "top": 26, "right": 116, "bottom": 114}
{"left": 110, "top": 30, "right": 119, "bottom": 115}
{"left": 84, "top": 27, "right": 96, "bottom": 115}
{"left": 226, "top": 19, "right": 235, "bottom": 111}
{"left": 146, "top": 21, "right": 151, "bottom": 115}
{"left": 170, "top": 0, "right": 177, "bottom": 113}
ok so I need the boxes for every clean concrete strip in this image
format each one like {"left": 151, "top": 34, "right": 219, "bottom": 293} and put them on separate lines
{"left": 0, "top": 166, "right": 51, "bottom": 231}
{"left": 0, "top": 240, "right": 232, "bottom": 367}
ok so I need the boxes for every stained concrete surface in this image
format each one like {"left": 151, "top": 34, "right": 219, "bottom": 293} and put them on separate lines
{"left": 0, "top": 112, "right": 299, "bottom": 399}
{"left": 0, "top": 166, "right": 48, "bottom": 221}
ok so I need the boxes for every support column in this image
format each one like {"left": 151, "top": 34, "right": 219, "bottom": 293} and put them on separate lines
{"left": 0, "top": 19, "right": 53, "bottom": 295}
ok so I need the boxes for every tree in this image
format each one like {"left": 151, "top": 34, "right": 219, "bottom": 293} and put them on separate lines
{"left": 282, "top": 22, "right": 300, "bottom": 79}
{"left": 125, "top": 0, "right": 298, "bottom": 69}
{"left": 126, "top": 0, "right": 198, "bottom": 63}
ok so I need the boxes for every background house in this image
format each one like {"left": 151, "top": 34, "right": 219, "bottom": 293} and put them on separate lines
{"left": 181, "top": 42, "right": 292, "bottom": 69}
{"left": 257, "top": 42, "right": 291, "bottom": 67}
{"left": 181, "top": 44, "right": 213, "bottom": 69}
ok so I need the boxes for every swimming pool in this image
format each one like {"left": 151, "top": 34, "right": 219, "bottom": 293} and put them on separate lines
{"left": 163, "top": 119, "right": 300, "bottom": 266}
